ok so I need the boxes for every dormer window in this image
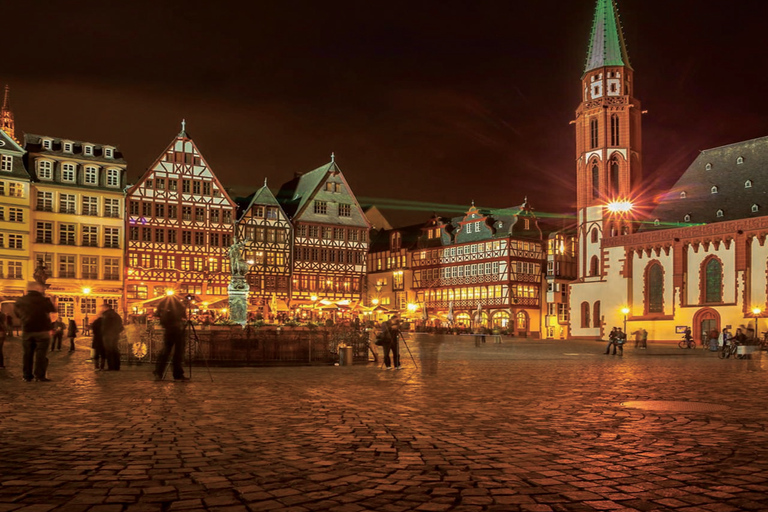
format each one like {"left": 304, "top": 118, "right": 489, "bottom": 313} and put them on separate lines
{"left": 42, "top": 139, "right": 52, "bottom": 150}
{"left": 83, "top": 145, "right": 94, "bottom": 156}
{"left": 37, "top": 160, "right": 53, "bottom": 180}
{"left": 745, "top": 180, "right": 752, "bottom": 188}
{"left": 752, "top": 204, "right": 760, "bottom": 213}
{"left": 104, "top": 147, "right": 114, "bottom": 159}
{"left": 737, "top": 156, "right": 744, "bottom": 165}
{"left": 705, "top": 163, "right": 712, "bottom": 171}
{"left": 680, "top": 191, "right": 687, "bottom": 199}
{"left": 654, "top": 219, "right": 660, "bottom": 226}
{"left": 716, "top": 209, "right": 724, "bottom": 218}
{"left": 711, "top": 186, "right": 718, "bottom": 194}
{"left": 61, "top": 163, "right": 76, "bottom": 182}
{"left": 684, "top": 214, "right": 691, "bottom": 222}
{"left": 63, "top": 142, "right": 73, "bottom": 153}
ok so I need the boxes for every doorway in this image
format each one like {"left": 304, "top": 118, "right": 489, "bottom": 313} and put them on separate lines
{"left": 693, "top": 308, "right": 720, "bottom": 345}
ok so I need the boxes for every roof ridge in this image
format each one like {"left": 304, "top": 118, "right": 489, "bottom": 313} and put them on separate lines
{"left": 700, "top": 134, "right": 768, "bottom": 154}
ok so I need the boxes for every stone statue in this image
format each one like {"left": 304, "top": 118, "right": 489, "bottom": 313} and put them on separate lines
{"left": 228, "top": 238, "right": 248, "bottom": 277}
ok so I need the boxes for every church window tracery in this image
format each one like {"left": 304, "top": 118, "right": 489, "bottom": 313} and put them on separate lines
{"left": 701, "top": 257, "right": 723, "bottom": 304}
{"left": 591, "top": 163, "right": 599, "bottom": 198}
{"left": 590, "top": 118, "right": 599, "bottom": 149}
{"left": 610, "top": 114, "right": 620, "bottom": 146}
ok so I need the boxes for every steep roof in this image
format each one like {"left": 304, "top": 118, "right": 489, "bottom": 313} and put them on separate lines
{"left": 369, "top": 223, "right": 423, "bottom": 252}
{"left": 276, "top": 161, "right": 337, "bottom": 218}
{"left": 0, "top": 128, "right": 30, "bottom": 181}
{"left": 24, "top": 133, "right": 126, "bottom": 163}
{"left": 646, "top": 136, "right": 768, "bottom": 229}
{"left": 237, "top": 182, "right": 286, "bottom": 222}
{"left": 584, "top": 0, "right": 632, "bottom": 76}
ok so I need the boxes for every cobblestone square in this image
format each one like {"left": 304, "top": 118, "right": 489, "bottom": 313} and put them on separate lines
{"left": 2, "top": 335, "right": 767, "bottom": 511}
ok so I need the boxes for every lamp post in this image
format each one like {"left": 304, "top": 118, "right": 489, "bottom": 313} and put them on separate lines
{"left": 621, "top": 307, "right": 630, "bottom": 335}
{"left": 82, "top": 287, "right": 92, "bottom": 333}
{"left": 752, "top": 307, "right": 762, "bottom": 341}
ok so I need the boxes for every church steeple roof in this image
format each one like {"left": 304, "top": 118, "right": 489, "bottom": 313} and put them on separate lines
{"left": 583, "top": 0, "right": 632, "bottom": 76}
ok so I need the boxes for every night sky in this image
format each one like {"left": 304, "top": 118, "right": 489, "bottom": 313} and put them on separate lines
{"left": 4, "top": 1, "right": 767, "bottom": 227}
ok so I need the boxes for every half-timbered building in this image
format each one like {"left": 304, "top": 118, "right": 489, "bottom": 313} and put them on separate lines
{"left": 24, "top": 134, "right": 127, "bottom": 325}
{"left": 125, "top": 125, "right": 237, "bottom": 315}
{"left": 412, "top": 202, "right": 545, "bottom": 336}
{"left": 236, "top": 181, "right": 293, "bottom": 316}
{"left": 276, "top": 156, "right": 370, "bottom": 314}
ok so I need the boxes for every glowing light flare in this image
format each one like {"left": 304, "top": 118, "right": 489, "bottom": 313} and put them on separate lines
{"left": 621, "top": 307, "right": 630, "bottom": 315}
{"left": 82, "top": 287, "right": 91, "bottom": 295}
{"left": 752, "top": 307, "right": 762, "bottom": 316}
{"left": 607, "top": 201, "right": 634, "bottom": 214}
{"left": 166, "top": 289, "right": 175, "bottom": 296}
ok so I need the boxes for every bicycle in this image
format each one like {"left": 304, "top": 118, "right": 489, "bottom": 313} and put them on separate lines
{"left": 678, "top": 336, "right": 696, "bottom": 349}
{"left": 718, "top": 339, "right": 738, "bottom": 359}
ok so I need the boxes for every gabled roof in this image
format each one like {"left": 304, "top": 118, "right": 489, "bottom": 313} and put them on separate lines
{"left": 645, "top": 135, "right": 768, "bottom": 229}
{"left": 583, "top": 0, "right": 632, "bottom": 76}
{"left": 237, "top": 181, "right": 287, "bottom": 222}
{"left": 276, "top": 161, "right": 337, "bottom": 218}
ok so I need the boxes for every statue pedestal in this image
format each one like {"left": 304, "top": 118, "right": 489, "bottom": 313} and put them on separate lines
{"left": 228, "top": 276, "right": 250, "bottom": 327}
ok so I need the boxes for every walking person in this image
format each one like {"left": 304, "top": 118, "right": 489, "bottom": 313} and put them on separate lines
{"left": 51, "top": 317, "right": 65, "bottom": 351}
{"left": 91, "top": 314, "right": 106, "bottom": 371}
{"left": 604, "top": 327, "right": 618, "bottom": 355}
{"left": 66, "top": 319, "right": 78, "bottom": 352}
{"left": 13, "top": 281, "right": 56, "bottom": 382}
{"left": 101, "top": 305, "right": 124, "bottom": 371}
{"left": 154, "top": 295, "right": 189, "bottom": 381}
{"left": 379, "top": 313, "right": 402, "bottom": 370}
{"left": 641, "top": 327, "right": 648, "bottom": 349}
{"left": 616, "top": 327, "right": 627, "bottom": 355}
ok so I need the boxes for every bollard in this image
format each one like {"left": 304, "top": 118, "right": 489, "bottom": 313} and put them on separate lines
{"left": 339, "top": 345, "right": 353, "bottom": 366}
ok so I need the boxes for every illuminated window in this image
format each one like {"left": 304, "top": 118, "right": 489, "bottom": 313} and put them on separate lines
{"left": 702, "top": 257, "right": 722, "bottom": 303}
{"left": 313, "top": 201, "right": 327, "bottom": 214}
{"left": 37, "top": 160, "right": 53, "bottom": 180}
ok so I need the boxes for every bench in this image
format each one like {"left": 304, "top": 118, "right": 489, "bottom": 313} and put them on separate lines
{"left": 461, "top": 333, "right": 503, "bottom": 346}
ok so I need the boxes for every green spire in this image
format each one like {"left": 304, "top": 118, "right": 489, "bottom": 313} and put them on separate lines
{"left": 583, "top": 0, "right": 632, "bottom": 75}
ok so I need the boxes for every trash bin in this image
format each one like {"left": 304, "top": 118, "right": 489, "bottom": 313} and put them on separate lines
{"left": 339, "top": 345, "right": 353, "bottom": 366}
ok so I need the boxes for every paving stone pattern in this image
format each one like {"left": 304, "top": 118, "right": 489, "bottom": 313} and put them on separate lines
{"left": 2, "top": 335, "right": 768, "bottom": 511}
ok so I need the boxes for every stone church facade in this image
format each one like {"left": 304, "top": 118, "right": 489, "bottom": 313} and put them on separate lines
{"left": 569, "top": 0, "right": 768, "bottom": 344}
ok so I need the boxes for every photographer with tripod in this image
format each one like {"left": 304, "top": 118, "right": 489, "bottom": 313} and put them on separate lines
{"left": 380, "top": 313, "right": 402, "bottom": 370}
{"left": 153, "top": 294, "right": 189, "bottom": 381}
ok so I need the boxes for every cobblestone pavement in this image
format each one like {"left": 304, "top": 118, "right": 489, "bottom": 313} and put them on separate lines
{"left": 2, "top": 335, "right": 768, "bottom": 512}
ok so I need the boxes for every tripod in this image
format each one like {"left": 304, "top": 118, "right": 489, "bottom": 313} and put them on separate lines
{"left": 379, "top": 330, "right": 419, "bottom": 369}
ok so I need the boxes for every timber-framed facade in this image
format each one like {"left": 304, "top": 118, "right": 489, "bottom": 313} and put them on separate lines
{"left": 124, "top": 126, "right": 237, "bottom": 315}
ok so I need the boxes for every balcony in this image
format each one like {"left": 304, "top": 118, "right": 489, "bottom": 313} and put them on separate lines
{"left": 104, "top": 273, "right": 120, "bottom": 281}
{"left": 36, "top": 205, "right": 53, "bottom": 212}
{"left": 59, "top": 272, "right": 76, "bottom": 279}
{"left": 59, "top": 207, "right": 76, "bottom": 214}
{"left": 81, "top": 273, "right": 98, "bottom": 280}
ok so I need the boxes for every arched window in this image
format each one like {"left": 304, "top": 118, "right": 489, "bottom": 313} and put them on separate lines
{"left": 752, "top": 204, "right": 760, "bottom": 213}
{"left": 589, "top": 255, "right": 599, "bottom": 276}
{"left": 711, "top": 186, "right": 718, "bottom": 194}
{"left": 646, "top": 262, "right": 664, "bottom": 313}
{"left": 610, "top": 156, "right": 620, "bottom": 196}
{"left": 610, "top": 114, "right": 620, "bottom": 146}
{"left": 581, "top": 302, "right": 590, "bottom": 328}
{"left": 590, "top": 118, "right": 599, "bottom": 149}
{"left": 593, "top": 301, "right": 601, "bottom": 328}
{"left": 590, "top": 227, "right": 598, "bottom": 243}
{"left": 745, "top": 180, "right": 752, "bottom": 188}
{"left": 702, "top": 257, "right": 723, "bottom": 304}
{"left": 680, "top": 191, "right": 687, "bottom": 199}
{"left": 591, "top": 163, "right": 599, "bottom": 198}
{"left": 737, "top": 156, "right": 744, "bottom": 164}
{"left": 716, "top": 209, "right": 724, "bottom": 218}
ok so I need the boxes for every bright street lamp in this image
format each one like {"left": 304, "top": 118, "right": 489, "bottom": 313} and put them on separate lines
{"left": 607, "top": 201, "right": 634, "bottom": 214}
{"left": 752, "top": 307, "right": 762, "bottom": 340}
{"left": 82, "top": 287, "right": 92, "bottom": 332}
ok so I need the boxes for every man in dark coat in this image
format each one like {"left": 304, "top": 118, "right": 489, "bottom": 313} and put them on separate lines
{"left": 154, "top": 295, "right": 188, "bottom": 381}
{"left": 13, "top": 282, "right": 56, "bottom": 382}
{"left": 101, "top": 305, "right": 124, "bottom": 371}
{"left": 379, "top": 313, "right": 402, "bottom": 370}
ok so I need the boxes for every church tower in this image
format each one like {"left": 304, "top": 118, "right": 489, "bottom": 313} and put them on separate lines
{"left": 575, "top": 0, "right": 642, "bottom": 280}
{"left": 1, "top": 85, "right": 16, "bottom": 142}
